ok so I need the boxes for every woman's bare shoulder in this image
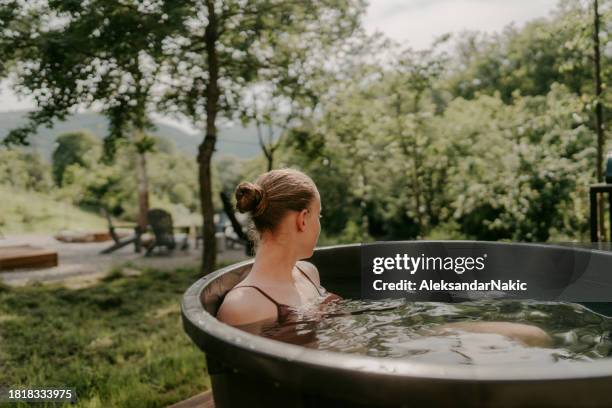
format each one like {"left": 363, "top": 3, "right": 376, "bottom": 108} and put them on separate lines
{"left": 297, "top": 260, "right": 321, "bottom": 286}
{"left": 216, "top": 286, "right": 278, "bottom": 326}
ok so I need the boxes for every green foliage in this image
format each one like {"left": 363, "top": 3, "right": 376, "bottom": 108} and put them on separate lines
{"left": 440, "top": 85, "right": 594, "bottom": 241}
{"left": 446, "top": 4, "right": 601, "bottom": 102}
{"left": 0, "top": 148, "right": 52, "bottom": 192}
{"left": 57, "top": 137, "right": 200, "bottom": 218}
{"left": 284, "top": 47, "right": 451, "bottom": 240}
{"left": 148, "top": 149, "right": 200, "bottom": 213}
{"left": 0, "top": 185, "right": 107, "bottom": 234}
{"left": 52, "top": 131, "right": 100, "bottom": 187}
{"left": 0, "top": 0, "right": 185, "bottom": 152}
{"left": 286, "top": 35, "right": 599, "bottom": 242}
{"left": 133, "top": 135, "right": 157, "bottom": 155}
{"left": 445, "top": 0, "right": 611, "bottom": 138}
{"left": 160, "top": 0, "right": 366, "bottom": 128}
{"left": 1, "top": 132, "right": 201, "bottom": 233}
{"left": 64, "top": 159, "right": 136, "bottom": 217}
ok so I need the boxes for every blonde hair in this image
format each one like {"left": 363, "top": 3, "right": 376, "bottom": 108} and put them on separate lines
{"left": 235, "top": 168, "right": 318, "bottom": 243}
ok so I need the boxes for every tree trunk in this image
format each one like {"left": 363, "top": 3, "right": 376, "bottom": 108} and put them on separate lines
{"left": 593, "top": 0, "right": 607, "bottom": 240}
{"left": 133, "top": 128, "right": 150, "bottom": 233}
{"left": 200, "top": 0, "right": 219, "bottom": 274}
{"left": 220, "top": 191, "right": 254, "bottom": 255}
{"left": 266, "top": 123, "right": 275, "bottom": 171}
{"left": 198, "top": 138, "right": 217, "bottom": 274}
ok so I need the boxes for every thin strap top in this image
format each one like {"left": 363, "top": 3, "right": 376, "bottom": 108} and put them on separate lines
{"left": 227, "top": 264, "right": 340, "bottom": 323}
{"left": 296, "top": 264, "right": 325, "bottom": 296}
{"left": 232, "top": 285, "right": 294, "bottom": 323}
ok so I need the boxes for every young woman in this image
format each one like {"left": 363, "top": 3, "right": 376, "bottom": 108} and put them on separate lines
{"left": 217, "top": 168, "right": 341, "bottom": 327}
{"left": 217, "top": 168, "right": 551, "bottom": 348}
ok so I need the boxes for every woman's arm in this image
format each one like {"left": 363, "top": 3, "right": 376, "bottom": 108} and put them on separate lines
{"left": 436, "top": 321, "right": 552, "bottom": 347}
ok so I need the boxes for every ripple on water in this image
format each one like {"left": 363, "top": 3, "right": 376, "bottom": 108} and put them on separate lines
{"left": 254, "top": 299, "right": 612, "bottom": 366}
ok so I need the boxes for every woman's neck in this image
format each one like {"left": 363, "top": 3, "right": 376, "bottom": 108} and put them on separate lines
{"left": 251, "top": 235, "right": 299, "bottom": 284}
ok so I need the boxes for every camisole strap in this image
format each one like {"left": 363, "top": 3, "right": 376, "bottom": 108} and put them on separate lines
{"left": 229, "top": 285, "right": 293, "bottom": 323}
{"left": 295, "top": 264, "right": 324, "bottom": 296}
{"left": 233, "top": 285, "right": 282, "bottom": 307}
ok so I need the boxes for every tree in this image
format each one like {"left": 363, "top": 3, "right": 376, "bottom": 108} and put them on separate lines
{"left": 384, "top": 41, "right": 449, "bottom": 236}
{"left": 592, "top": 0, "right": 607, "bottom": 239}
{"left": 445, "top": 0, "right": 610, "bottom": 239}
{"left": 447, "top": 17, "right": 593, "bottom": 102}
{"left": 556, "top": 0, "right": 610, "bottom": 239}
{"left": 0, "top": 1, "right": 40, "bottom": 79}
{"left": 238, "top": 23, "right": 372, "bottom": 172}
{"left": 0, "top": 149, "right": 52, "bottom": 192}
{"left": 436, "top": 85, "right": 595, "bottom": 241}
{"left": 51, "top": 131, "right": 100, "bottom": 187}
{"left": 160, "top": 0, "right": 366, "bottom": 273}
{"left": 287, "top": 38, "right": 451, "bottom": 240}
{"left": 0, "top": 0, "right": 186, "bottom": 232}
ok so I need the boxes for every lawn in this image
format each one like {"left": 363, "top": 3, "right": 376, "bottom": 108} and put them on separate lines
{"left": 0, "top": 263, "right": 220, "bottom": 407}
{"left": 0, "top": 185, "right": 107, "bottom": 234}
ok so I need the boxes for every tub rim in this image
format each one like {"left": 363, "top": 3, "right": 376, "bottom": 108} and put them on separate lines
{"left": 181, "top": 240, "right": 612, "bottom": 382}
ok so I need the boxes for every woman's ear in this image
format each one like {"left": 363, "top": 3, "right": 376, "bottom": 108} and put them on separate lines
{"left": 296, "top": 209, "right": 308, "bottom": 232}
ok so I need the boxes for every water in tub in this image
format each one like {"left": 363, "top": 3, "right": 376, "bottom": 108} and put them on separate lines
{"left": 240, "top": 299, "right": 612, "bottom": 366}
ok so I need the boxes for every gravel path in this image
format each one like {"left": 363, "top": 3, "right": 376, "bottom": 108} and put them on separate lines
{"left": 0, "top": 234, "right": 249, "bottom": 287}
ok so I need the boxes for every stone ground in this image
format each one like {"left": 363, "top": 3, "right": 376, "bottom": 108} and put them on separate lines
{"left": 0, "top": 233, "right": 249, "bottom": 288}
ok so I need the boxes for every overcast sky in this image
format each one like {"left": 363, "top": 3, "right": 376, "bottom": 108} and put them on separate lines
{"left": 364, "top": 0, "right": 558, "bottom": 49}
{"left": 0, "top": 0, "right": 558, "bottom": 114}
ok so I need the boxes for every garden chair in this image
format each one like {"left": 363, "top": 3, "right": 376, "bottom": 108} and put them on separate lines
{"left": 145, "top": 208, "right": 189, "bottom": 256}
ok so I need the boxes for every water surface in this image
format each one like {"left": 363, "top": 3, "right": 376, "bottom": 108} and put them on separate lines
{"left": 255, "top": 299, "right": 612, "bottom": 366}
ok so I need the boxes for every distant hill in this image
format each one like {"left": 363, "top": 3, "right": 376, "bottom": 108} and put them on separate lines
{"left": 0, "top": 110, "right": 275, "bottom": 161}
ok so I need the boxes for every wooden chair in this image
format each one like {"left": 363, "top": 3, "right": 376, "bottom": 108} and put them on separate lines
{"left": 145, "top": 208, "right": 189, "bottom": 256}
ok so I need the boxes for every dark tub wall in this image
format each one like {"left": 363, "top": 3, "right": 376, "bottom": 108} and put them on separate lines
{"left": 306, "top": 244, "right": 361, "bottom": 298}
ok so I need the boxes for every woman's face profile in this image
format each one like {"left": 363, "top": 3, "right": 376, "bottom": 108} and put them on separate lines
{"left": 305, "top": 191, "right": 322, "bottom": 255}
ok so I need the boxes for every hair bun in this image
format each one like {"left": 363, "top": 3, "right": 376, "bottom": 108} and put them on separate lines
{"left": 235, "top": 182, "right": 268, "bottom": 217}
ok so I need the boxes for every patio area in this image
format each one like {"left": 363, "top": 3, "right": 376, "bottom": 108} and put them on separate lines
{"left": 0, "top": 233, "right": 248, "bottom": 287}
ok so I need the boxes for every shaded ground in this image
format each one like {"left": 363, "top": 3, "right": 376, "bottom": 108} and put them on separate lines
{"left": 0, "top": 234, "right": 249, "bottom": 287}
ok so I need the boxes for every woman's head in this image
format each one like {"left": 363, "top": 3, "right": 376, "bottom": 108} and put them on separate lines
{"left": 235, "top": 168, "right": 321, "bottom": 257}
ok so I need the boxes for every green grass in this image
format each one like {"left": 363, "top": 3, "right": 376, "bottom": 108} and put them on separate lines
{"left": 0, "top": 185, "right": 107, "bottom": 234}
{"left": 0, "top": 263, "right": 220, "bottom": 408}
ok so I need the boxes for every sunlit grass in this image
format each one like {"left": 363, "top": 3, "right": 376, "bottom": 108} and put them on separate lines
{"left": 0, "top": 185, "right": 107, "bottom": 234}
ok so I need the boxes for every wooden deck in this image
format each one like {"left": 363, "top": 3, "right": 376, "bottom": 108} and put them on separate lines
{"left": 0, "top": 244, "right": 58, "bottom": 271}
{"left": 167, "top": 391, "right": 215, "bottom": 408}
